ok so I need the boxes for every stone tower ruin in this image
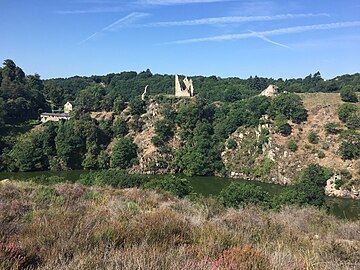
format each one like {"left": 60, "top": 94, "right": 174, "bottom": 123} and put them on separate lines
{"left": 175, "top": 74, "right": 194, "bottom": 97}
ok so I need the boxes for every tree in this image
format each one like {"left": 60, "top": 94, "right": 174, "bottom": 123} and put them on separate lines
{"left": 129, "top": 98, "right": 146, "bottom": 116}
{"left": 111, "top": 137, "right": 138, "bottom": 169}
{"left": 219, "top": 182, "right": 270, "bottom": 208}
{"left": 144, "top": 176, "right": 193, "bottom": 198}
{"left": 112, "top": 118, "right": 129, "bottom": 137}
{"left": 154, "top": 119, "right": 175, "bottom": 142}
{"left": 340, "top": 86, "right": 358, "bottom": 103}
{"left": 113, "top": 97, "right": 126, "bottom": 113}
{"left": 269, "top": 93, "right": 307, "bottom": 123}
{"left": 274, "top": 114, "right": 292, "bottom": 136}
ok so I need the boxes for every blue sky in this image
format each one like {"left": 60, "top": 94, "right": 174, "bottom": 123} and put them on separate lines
{"left": 1, "top": 0, "right": 360, "bottom": 79}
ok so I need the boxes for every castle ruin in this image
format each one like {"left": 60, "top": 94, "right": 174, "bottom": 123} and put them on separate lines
{"left": 175, "top": 74, "right": 194, "bottom": 97}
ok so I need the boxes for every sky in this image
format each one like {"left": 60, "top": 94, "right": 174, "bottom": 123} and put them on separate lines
{"left": 0, "top": 0, "right": 360, "bottom": 79}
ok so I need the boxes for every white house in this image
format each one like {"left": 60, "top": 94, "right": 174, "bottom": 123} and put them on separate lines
{"left": 64, "top": 101, "right": 74, "bottom": 113}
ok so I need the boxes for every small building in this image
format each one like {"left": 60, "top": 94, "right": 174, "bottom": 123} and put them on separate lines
{"left": 64, "top": 101, "right": 74, "bottom": 113}
{"left": 40, "top": 113, "right": 70, "bottom": 123}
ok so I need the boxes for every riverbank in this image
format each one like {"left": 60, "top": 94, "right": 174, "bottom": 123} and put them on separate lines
{"left": 1, "top": 170, "right": 359, "bottom": 220}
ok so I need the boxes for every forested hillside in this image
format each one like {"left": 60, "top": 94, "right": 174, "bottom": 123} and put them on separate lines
{"left": 1, "top": 59, "right": 359, "bottom": 198}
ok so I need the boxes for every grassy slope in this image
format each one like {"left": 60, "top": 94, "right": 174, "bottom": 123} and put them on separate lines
{"left": 1, "top": 180, "right": 359, "bottom": 269}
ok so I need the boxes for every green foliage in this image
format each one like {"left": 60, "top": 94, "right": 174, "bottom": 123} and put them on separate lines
{"left": 154, "top": 119, "right": 175, "bottom": 142}
{"left": 274, "top": 114, "right": 292, "bottom": 136}
{"left": 307, "top": 131, "right": 319, "bottom": 144}
{"left": 75, "top": 85, "right": 106, "bottom": 112}
{"left": 112, "top": 97, "right": 126, "bottom": 113}
{"left": 324, "top": 122, "right": 342, "bottom": 134}
{"left": 144, "top": 175, "right": 193, "bottom": 198}
{"left": 269, "top": 93, "right": 307, "bottom": 123}
{"left": 273, "top": 164, "right": 331, "bottom": 209}
{"left": 287, "top": 139, "right": 298, "bottom": 152}
{"left": 335, "top": 179, "right": 344, "bottom": 190}
{"left": 177, "top": 121, "right": 223, "bottom": 176}
{"left": 151, "top": 135, "right": 164, "bottom": 147}
{"left": 219, "top": 182, "right": 270, "bottom": 208}
{"left": 129, "top": 98, "right": 146, "bottom": 116}
{"left": 257, "top": 128, "right": 269, "bottom": 153}
{"left": 338, "top": 103, "right": 358, "bottom": 122}
{"left": 346, "top": 112, "right": 360, "bottom": 130}
{"left": 129, "top": 115, "right": 144, "bottom": 132}
{"left": 340, "top": 86, "right": 358, "bottom": 103}
{"left": 339, "top": 131, "right": 360, "bottom": 160}
{"left": 340, "top": 169, "right": 352, "bottom": 180}
{"left": 317, "top": 151, "right": 325, "bottom": 159}
{"left": 112, "top": 118, "right": 129, "bottom": 137}
{"left": 78, "top": 170, "right": 149, "bottom": 188}
{"left": 111, "top": 137, "right": 138, "bottom": 169}
{"left": 227, "top": 138, "right": 237, "bottom": 149}
{"left": 254, "top": 157, "right": 274, "bottom": 178}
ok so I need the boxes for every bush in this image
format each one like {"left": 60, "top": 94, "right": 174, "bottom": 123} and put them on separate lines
{"left": 335, "top": 179, "right": 344, "bottom": 190}
{"left": 129, "top": 98, "right": 146, "bottom": 116}
{"left": 324, "top": 122, "right": 342, "bottom": 134}
{"left": 339, "top": 131, "right": 360, "bottom": 160}
{"left": 338, "top": 103, "right": 358, "bottom": 122}
{"left": 227, "top": 138, "right": 237, "bottom": 149}
{"left": 340, "top": 86, "right": 358, "bottom": 103}
{"left": 274, "top": 114, "right": 292, "bottom": 136}
{"left": 317, "top": 151, "right": 325, "bottom": 159}
{"left": 212, "top": 245, "right": 270, "bottom": 270}
{"left": 151, "top": 135, "right": 164, "bottom": 147}
{"left": 112, "top": 118, "right": 129, "bottom": 137}
{"left": 308, "top": 131, "right": 319, "bottom": 144}
{"left": 219, "top": 182, "right": 270, "bottom": 208}
{"left": 287, "top": 139, "right": 298, "bottom": 152}
{"left": 346, "top": 112, "right": 360, "bottom": 130}
{"left": 269, "top": 93, "right": 307, "bottom": 123}
{"left": 154, "top": 119, "right": 175, "bottom": 142}
{"left": 340, "top": 169, "right": 352, "bottom": 180}
{"left": 144, "top": 176, "right": 193, "bottom": 198}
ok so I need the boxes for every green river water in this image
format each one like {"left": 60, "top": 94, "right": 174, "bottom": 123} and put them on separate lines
{"left": 1, "top": 170, "right": 359, "bottom": 220}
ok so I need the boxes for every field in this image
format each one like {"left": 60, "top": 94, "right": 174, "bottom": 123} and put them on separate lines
{"left": 1, "top": 180, "right": 359, "bottom": 269}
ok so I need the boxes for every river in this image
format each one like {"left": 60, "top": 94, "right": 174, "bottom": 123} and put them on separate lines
{"left": 1, "top": 170, "right": 359, "bottom": 220}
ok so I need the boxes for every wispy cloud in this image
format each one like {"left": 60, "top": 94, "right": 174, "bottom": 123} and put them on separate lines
{"left": 147, "top": 13, "right": 328, "bottom": 27}
{"left": 80, "top": 12, "right": 149, "bottom": 43}
{"left": 168, "top": 21, "right": 360, "bottom": 44}
{"left": 248, "top": 30, "right": 290, "bottom": 48}
{"left": 138, "top": 0, "right": 230, "bottom": 5}
{"left": 56, "top": 6, "right": 124, "bottom": 14}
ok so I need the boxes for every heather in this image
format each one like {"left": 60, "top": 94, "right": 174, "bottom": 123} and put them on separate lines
{"left": 1, "top": 180, "right": 359, "bottom": 269}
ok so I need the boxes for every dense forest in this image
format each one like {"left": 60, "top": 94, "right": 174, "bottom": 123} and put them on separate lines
{"left": 0, "top": 59, "right": 359, "bottom": 175}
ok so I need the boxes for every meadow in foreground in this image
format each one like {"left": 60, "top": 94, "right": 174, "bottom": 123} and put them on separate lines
{"left": 1, "top": 180, "right": 359, "bottom": 270}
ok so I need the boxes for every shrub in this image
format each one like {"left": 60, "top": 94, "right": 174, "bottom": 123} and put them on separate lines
{"left": 227, "top": 138, "right": 237, "bottom": 149}
{"left": 338, "top": 103, "right": 358, "bottom": 122}
{"left": 112, "top": 118, "right": 129, "bottom": 137}
{"left": 219, "top": 182, "right": 270, "bottom": 208}
{"left": 321, "top": 143, "right": 329, "bottom": 150}
{"left": 287, "top": 139, "right": 298, "bottom": 152}
{"left": 340, "top": 86, "right": 358, "bottom": 103}
{"left": 151, "top": 135, "right": 164, "bottom": 147}
{"left": 339, "top": 131, "right": 360, "bottom": 160}
{"left": 346, "top": 112, "right": 360, "bottom": 130}
{"left": 340, "top": 169, "right": 352, "bottom": 180}
{"left": 144, "top": 176, "right": 193, "bottom": 198}
{"left": 129, "top": 98, "right": 146, "bottom": 116}
{"left": 324, "top": 122, "right": 342, "bottom": 134}
{"left": 274, "top": 114, "right": 292, "bottom": 136}
{"left": 335, "top": 179, "right": 344, "bottom": 190}
{"left": 212, "top": 245, "right": 270, "bottom": 270}
{"left": 317, "top": 151, "right": 325, "bottom": 159}
{"left": 154, "top": 119, "right": 175, "bottom": 142}
{"left": 308, "top": 131, "right": 319, "bottom": 144}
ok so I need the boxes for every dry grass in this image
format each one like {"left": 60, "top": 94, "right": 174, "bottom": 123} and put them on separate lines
{"left": 1, "top": 181, "right": 359, "bottom": 270}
